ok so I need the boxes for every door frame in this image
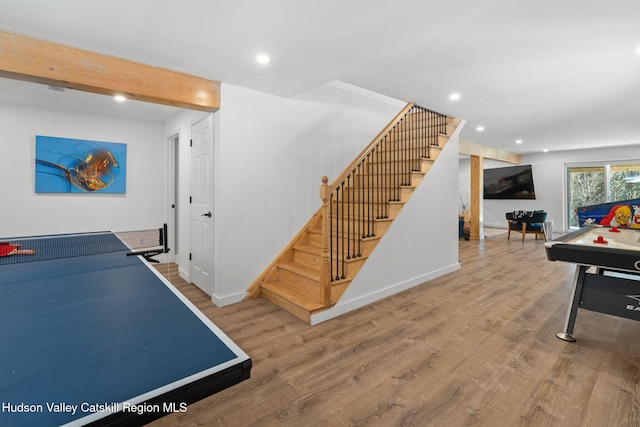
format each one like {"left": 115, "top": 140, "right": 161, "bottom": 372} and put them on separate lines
{"left": 189, "top": 113, "right": 216, "bottom": 296}
{"left": 165, "top": 133, "right": 179, "bottom": 264}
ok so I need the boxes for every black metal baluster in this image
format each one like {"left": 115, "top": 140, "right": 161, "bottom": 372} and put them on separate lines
{"left": 391, "top": 124, "right": 396, "bottom": 202}
{"left": 428, "top": 110, "right": 433, "bottom": 158}
{"left": 410, "top": 106, "right": 419, "bottom": 171}
{"left": 416, "top": 107, "right": 421, "bottom": 159}
{"left": 330, "top": 191, "right": 335, "bottom": 282}
{"left": 398, "top": 117, "right": 402, "bottom": 189}
{"left": 422, "top": 107, "right": 427, "bottom": 159}
{"left": 366, "top": 152, "right": 372, "bottom": 237}
{"left": 360, "top": 162, "right": 365, "bottom": 240}
{"left": 340, "top": 181, "right": 345, "bottom": 279}
{"left": 342, "top": 175, "right": 351, "bottom": 259}
{"left": 356, "top": 162, "right": 362, "bottom": 257}
{"left": 382, "top": 135, "right": 388, "bottom": 218}
{"left": 403, "top": 116, "right": 408, "bottom": 187}
{"left": 404, "top": 116, "right": 409, "bottom": 186}
{"left": 410, "top": 107, "right": 416, "bottom": 172}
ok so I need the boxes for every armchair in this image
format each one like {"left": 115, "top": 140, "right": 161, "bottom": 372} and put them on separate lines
{"left": 506, "top": 210, "right": 547, "bottom": 242}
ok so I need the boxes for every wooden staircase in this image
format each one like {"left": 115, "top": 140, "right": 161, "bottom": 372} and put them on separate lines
{"left": 246, "top": 103, "right": 460, "bottom": 323}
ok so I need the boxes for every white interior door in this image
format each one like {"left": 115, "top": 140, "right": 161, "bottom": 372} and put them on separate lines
{"left": 190, "top": 114, "right": 214, "bottom": 295}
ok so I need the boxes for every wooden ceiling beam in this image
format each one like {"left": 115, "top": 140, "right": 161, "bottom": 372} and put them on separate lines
{"left": 0, "top": 30, "right": 220, "bottom": 111}
{"left": 459, "top": 139, "right": 520, "bottom": 164}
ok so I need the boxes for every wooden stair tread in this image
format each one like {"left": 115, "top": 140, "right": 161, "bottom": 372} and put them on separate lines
{"left": 294, "top": 241, "right": 321, "bottom": 253}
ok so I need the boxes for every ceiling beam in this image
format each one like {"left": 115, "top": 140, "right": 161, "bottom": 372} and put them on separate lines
{"left": 0, "top": 30, "right": 220, "bottom": 111}
{"left": 459, "top": 139, "right": 521, "bottom": 164}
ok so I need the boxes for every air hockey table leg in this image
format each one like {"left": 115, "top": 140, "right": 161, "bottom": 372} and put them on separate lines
{"left": 556, "top": 265, "right": 587, "bottom": 342}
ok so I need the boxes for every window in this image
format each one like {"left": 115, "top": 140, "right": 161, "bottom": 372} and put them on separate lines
{"left": 566, "top": 161, "right": 640, "bottom": 228}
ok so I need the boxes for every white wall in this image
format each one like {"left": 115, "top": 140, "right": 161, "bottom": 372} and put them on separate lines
{"left": 459, "top": 144, "right": 640, "bottom": 234}
{"left": 312, "top": 122, "right": 463, "bottom": 324}
{"left": 211, "top": 82, "right": 404, "bottom": 304}
{"left": 0, "top": 101, "right": 166, "bottom": 238}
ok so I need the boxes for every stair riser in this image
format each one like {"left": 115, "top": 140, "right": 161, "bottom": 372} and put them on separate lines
{"left": 261, "top": 288, "right": 311, "bottom": 323}
{"left": 278, "top": 267, "right": 320, "bottom": 295}
{"left": 293, "top": 240, "right": 379, "bottom": 261}
{"left": 293, "top": 247, "right": 322, "bottom": 266}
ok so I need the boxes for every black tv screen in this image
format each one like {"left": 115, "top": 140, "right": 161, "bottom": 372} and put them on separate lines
{"left": 483, "top": 165, "right": 536, "bottom": 200}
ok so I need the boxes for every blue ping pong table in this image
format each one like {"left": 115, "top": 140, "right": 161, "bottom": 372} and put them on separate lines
{"left": 0, "top": 231, "right": 251, "bottom": 426}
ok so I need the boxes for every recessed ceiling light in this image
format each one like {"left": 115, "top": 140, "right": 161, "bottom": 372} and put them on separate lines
{"left": 476, "top": 126, "right": 484, "bottom": 132}
{"left": 543, "top": 149, "right": 549, "bottom": 153}
{"left": 515, "top": 139, "right": 523, "bottom": 144}
{"left": 114, "top": 95, "right": 126, "bottom": 103}
{"left": 256, "top": 54, "right": 271, "bottom": 65}
{"left": 449, "top": 92, "right": 461, "bottom": 101}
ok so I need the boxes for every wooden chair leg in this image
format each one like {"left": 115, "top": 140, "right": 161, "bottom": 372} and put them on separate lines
{"left": 522, "top": 223, "right": 526, "bottom": 243}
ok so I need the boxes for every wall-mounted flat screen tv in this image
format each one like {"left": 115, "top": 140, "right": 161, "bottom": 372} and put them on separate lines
{"left": 483, "top": 164, "right": 536, "bottom": 199}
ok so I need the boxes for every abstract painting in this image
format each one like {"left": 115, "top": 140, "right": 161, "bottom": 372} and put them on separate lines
{"left": 35, "top": 135, "right": 127, "bottom": 194}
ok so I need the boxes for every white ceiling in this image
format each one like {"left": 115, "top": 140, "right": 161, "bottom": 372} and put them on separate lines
{"left": 1, "top": 0, "right": 640, "bottom": 154}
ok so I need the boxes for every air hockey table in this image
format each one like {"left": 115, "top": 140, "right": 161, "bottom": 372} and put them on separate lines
{"left": 545, "top": 224, "right": 640, "bottom": 341}
{"left": 0, "top": 231, "right": 251, "bottom": 426}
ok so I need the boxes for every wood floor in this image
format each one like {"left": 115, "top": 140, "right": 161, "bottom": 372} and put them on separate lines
{"left": 150, "top": 236, "right": 640, "bottom": 427}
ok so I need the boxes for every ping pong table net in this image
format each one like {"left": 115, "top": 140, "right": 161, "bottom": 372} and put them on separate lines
{"left": 0, "top": 225, "right": 169, "bottom": 265}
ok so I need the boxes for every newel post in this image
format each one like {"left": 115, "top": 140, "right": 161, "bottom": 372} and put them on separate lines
{"left": 320, "top": 176, "right": 331, "bottom": 308}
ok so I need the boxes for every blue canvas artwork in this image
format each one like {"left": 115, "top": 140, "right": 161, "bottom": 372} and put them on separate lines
{"left": 35, "top": 136, "right": 127, "bottom": 194}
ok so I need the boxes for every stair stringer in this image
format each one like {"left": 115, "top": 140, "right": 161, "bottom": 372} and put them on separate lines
{"left": 310, "top": 119, "right": 466, "bottom": 325}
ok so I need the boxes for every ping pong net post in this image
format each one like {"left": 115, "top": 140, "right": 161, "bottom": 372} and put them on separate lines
{"left": 120, "top": 224, "right": 170, "bottom": 263}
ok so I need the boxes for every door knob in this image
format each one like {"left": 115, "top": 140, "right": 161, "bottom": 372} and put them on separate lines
{"left": 201, "top": 211, "right": 212, "bottom": 218}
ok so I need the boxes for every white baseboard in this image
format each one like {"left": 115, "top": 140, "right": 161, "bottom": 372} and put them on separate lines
{"left": 212, "top": 291, "right": 248, "bottom": 307}
{"left": 179, "top": 266, "right": 190, "bottom": 283}
{"left": 310, "top": 263, "right": 461, "bottom": 325}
